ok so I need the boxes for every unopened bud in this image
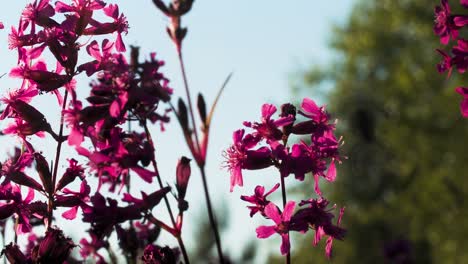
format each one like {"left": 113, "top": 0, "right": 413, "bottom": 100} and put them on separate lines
{"left": 176, "top": 156, "right": 191, "bottom": 200}
{"left": 1, "top": 243, "right": 28, "bottom": 264}
{"left": 34, "top": 153, "right": 53, "bottom": 194}
{"left": 32, "top": 228, "right": 75, "bottom": 263}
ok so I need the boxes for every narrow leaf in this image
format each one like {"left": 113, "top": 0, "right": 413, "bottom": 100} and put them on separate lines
{"left": 206, "top": 72, "right": 233, "bottom": 128}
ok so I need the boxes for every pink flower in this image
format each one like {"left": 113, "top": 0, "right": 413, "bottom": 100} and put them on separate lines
{"left": 79, "top": 233, "right": 108, "bottom": 263}
{"left": 0, "top": 184, "right": 45, "bottom": 234}
{"left": 8, "top": 27, "right": 44, "bottom": 50}
{"left": 325, "top": 207, "right": 345, "bottom": 259}
{"left": 256, "top": 201, "right": 295, "bottom": 255}
{"left": 291, "top": 198, "right": 346, "bottom": 257}
{"left": 292, "top": 97, "right": 334, "bottom": 136}
{"left": 223, "top": 129, "right": 273, "bottom": 192}
{"left": 20, "top": 0, "right": 58, "bottom": 33}
{"left": 78, "top": 39, "right": 115, "bottom": 76}
{"left": 434, "top": 0, "right": 459, "bottom": 45}
{"left": 122, "top": 187, "right": 171, "bottom": 212}
{"left": 0, "top": 85, "right": 38, "bottom": 120}
{"left": 55, "top": 159, "right": 85, "bottom": 191}
{"left": 82, "top": 193, "right": 141, "bottom": 238}
{"left": 83, "top": 4, "right": 128, "bottom": 51}
{"left": 55, "top": 0, "right": 106, "bottom": 35}
{"left": 456, "top": 87, "right": 468, "bottom": 117}
{"left": 243, "top": 103, "right": 294, "bottom": 142}
{"left": 240, "top": 183, "right": 280, "bottom": 217}
{"left": 10, "top": 61, "right": 71, "bottom": 92}
{"left": 55, "top": 180, "right": 91, "bottom": 220}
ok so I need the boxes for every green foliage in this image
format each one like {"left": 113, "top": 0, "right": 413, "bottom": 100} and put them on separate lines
{"left": 272, "top": 0, "right": 468, "bottom": 263}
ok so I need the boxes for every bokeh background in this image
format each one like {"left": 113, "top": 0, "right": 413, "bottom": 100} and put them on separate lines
{"left": 1, "top": 0, "right": 467, "bottom": 263}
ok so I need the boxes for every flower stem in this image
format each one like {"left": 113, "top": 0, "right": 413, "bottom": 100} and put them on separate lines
{"left": 280, "top": 174, "right": 291, "bottom": 264}
{"left": 177, "top": 50, "right": 225, "bottom": 263}
{"left": 176, "top": 235, "right": 190, "bottom": 264}
{"left": 200, "top": 166, "right": 225, "bottom": 263}
{"left": 143, "top": 122, "right": 191, "bottom": 264}
{"left": 143, "top": 122, "right": 177, "bottom": 225}
{"left": 177, "top": 51, "right": 201, "bottom": 156}
{"left": 48, "top": 89, "right": 69, "bottom": 230}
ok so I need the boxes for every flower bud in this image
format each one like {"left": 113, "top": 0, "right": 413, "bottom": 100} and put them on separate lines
{"left": 177, "top": 98, "right": 189, "bottom": 133}
{"left": 176, "top": 156, "right": 191, "bottom": 201}
{"left": 1, "top": 243, "right": 28, "bottom": 264}
{"left": 34, "top": 153, "right": 53, "bottom": 194}
{"left": 11, "top": 100, "right": 48, "bottom": 131}
{"left": 32, "top": 228, "right": 75, "bottom": 263}
{"left": 197, "top": 93, "right": 207, "bottom": 126}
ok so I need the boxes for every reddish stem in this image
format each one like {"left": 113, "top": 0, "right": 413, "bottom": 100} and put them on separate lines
{"left": 177, "top": 50, "right": 225, "bottom": 263}
{"left": 143, "top": 122, "right": 191, "bottom": 264}
{"left": 47, "top": 89, "right": 69, "bottom": 230}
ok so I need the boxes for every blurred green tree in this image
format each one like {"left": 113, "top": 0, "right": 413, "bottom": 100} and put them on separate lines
{"left": 270, "top": 0, "right": 468, "bottom": 263}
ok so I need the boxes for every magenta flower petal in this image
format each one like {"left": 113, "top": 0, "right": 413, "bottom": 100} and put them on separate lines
{"left": 86, "top": 40, "right": 101, "bottom": 60}
{"left": 115, "top": 33, "right": 126, "bottom": 52}
{"left": 67, "top": 127, "right": 84, "bottom": 146}
{"left": 462, "top": 0, "right": 468, "bottom": 8}
{"left": 264, "top": 202, "right": 282, "bottom": 224}
{"left": 261, "top": 104, "right": 277, "bottom": 120}
{"left": 132, "top": 166, "right": 156, "bottom": 183}
{"left": 256, "top": 225, "right": 276, "bottom": 238}
{"left": 232, "top": 129, "right": 244, "bottom": 144}
{"left": 314, "top": 226, "right": 325, "bottom": 246}
{"left": 325, "top": 160, "right": 336, "bottom": 182}
{"left": 454, "top": 16, "right": 468, "bottom": 27}
{"left": 273, "top": 115, "right": 295, "bottom": 127}
{"left": 282, "top": 201, "right": 296, "bottom": 222}
{"left": 314, "top": 173, "right": 322, "bottom": 196}
{"left": 230, "top": 166, "right": 243, "bottom": 192}
{"left": 301, "top": 98, "right": 320, "bottom": 116}
{"left": 325, "top": 236, "right": 333, "bottom": 258}
{"left": 456, "top": 87, "right": 468, "bottom": 117}
{"left": 62, "top": 206, "right": 78, "bottom": 220}
{"left": 23, "top": 188, "right": 34, "bottom": 204}
{"left": 280, "top": 234, "right": 290, "bottom": 255}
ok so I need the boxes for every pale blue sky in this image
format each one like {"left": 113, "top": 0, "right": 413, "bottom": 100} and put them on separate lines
{"left": 0, "top": 0, "right": 355, "bottom": 261}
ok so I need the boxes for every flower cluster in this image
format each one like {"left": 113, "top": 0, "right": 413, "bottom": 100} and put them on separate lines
{"left": 0, "top": 0, "right": 348, "bottom": 263}
{"left": 0, "top": 0, "right": 189, "bottom": 263}
{"left": 434, "top": 0, "right": 468, "bottom": 117}
{"left": 225, "top": 98, "right": 346, "bottom": 258}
